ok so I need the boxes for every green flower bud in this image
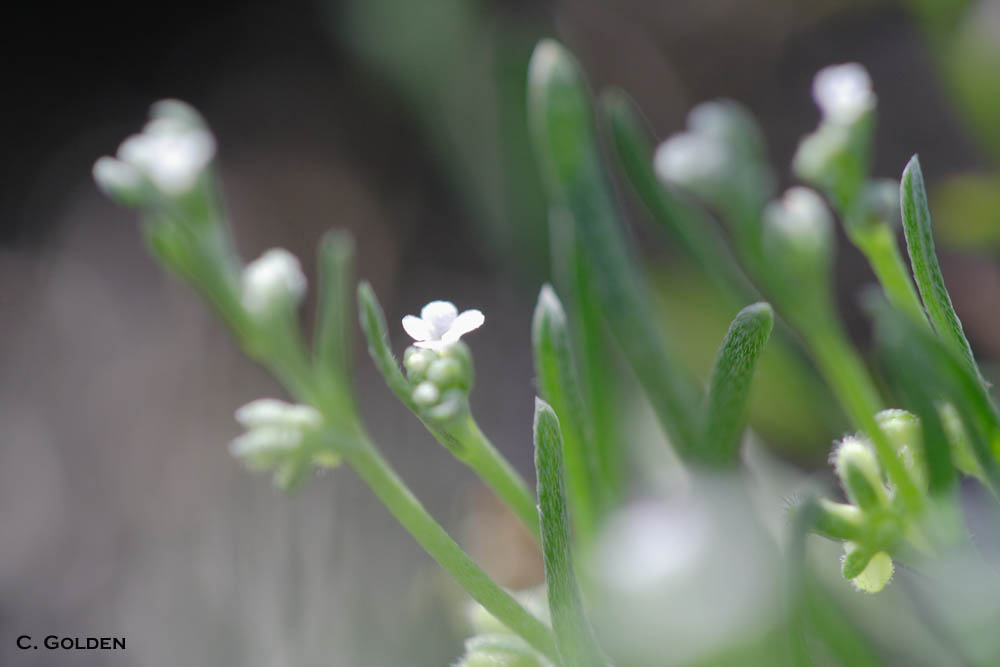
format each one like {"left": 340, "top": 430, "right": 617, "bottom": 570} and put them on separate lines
{"left": 875, "top": 409, "right": 926, "bottom": 489}
{"left": 428, "top": 357, "right": 463, "bottom": 389}
{"left": 412, "top": 381, "right": 441, "bottom": 407}
{"left": 761, "top": 187, "right": 834, "bottom": 298}
{"left": 241, "top": 248, "right": 307, "bottom": 318}
{"left": 229, "top": 399, "right": 335, "bottom": 484}
{"left": 813, "top": 499, "right": 865, "bottom": 541}
{"left": 403, "top": 346, "right": 433, "bottom": 382}
{"left": 843, "top": 543, "right": 893, "bottom": 593}
{"left": 833, "top": 436, "right": 888, "bottom": 511}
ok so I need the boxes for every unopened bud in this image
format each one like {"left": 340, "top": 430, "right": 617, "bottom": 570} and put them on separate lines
{"left": 842, "top": 543, "right": 893, "bottom": 593}
{"left": 412, "top": 381, "right": 441, "bottom": 407}
{"left": 876, "top": 409, "right": 926, "bottom": 489}
{"left": 833, "top": 436, "right": 887, "bottom": 511}
{"left": 813, "top": 63, "right": 876, "bottom": 126}
{"left": 762, "top": 186, "right": 834, "bottom": 282}
{"left": 813, "top": 499, "right": 865, "bottom": 541}
{"left": 241, "top": 248, "right": 307, "bottom": 317}
{"left": 403, "top": 347, "right": 433, "bottom": 381}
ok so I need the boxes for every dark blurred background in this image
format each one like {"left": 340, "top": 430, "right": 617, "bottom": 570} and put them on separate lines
{"left": 3, "top": 0, "right": 1000, "bottom": 664}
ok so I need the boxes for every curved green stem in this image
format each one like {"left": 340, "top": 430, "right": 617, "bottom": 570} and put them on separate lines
{"left": 851, "top": 223, "right": 928, "bottom": 326}
{"left": 450, "top": 415, "right": 541, "bottom": 540}
{"left": 341, "top": 436, "right": 557, "bottom": 662}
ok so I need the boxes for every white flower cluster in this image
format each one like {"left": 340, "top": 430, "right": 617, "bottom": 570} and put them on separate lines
{"left": 762, "top": 186, "right": 833, "bottom": 258}
{"left": 93, "top": 99, "right": 216, "bottom": 202}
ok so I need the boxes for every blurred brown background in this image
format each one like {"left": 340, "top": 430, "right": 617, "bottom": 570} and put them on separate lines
{"left": 3, "top": 0, "right": 1000, "bottom": 664}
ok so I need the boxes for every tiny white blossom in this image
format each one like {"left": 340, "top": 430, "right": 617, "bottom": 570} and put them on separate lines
{"left": 813, "top": 63, "right": 875, "bottom": 125}
{"left": 402, "top": 300, "right": 484, "bottom": 350}
{"left": 241, "top": 248, "right": 307, "bottom": 315}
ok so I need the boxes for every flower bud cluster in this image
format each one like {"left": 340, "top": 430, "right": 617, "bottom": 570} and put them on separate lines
{"left": 93, "top": 99, "right": 216, "bottom": 205}
{"left": 404, "top": 342, "right": 475, "bottom": 423}
{"left": 230, "top": 398, "right": 337, "bottom": 491}
{"left": 793, "top": 63, "right": 875, "bottom": 215}
{"left": 655, "top": 100, "right": 775, "bottom": 215}
{"left": 814, "top": 409, "right": 930, "bottom": 593}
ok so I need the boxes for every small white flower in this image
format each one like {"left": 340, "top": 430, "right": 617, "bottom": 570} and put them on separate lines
{"left": 241, "top": 248, "right": 307, "bottom": 315}
{"left": 402, "top": 300, "right": 484, "bottom": 350}
{"left": 813, "top": 63, "right": 875, "bottom": 125}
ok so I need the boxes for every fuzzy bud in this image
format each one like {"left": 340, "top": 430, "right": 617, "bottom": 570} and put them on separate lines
{"left": 833, "top": 436, "right": 887, "bottom": 511}
{"left": 241, "top": 248, "right": 307, "bottom": 317}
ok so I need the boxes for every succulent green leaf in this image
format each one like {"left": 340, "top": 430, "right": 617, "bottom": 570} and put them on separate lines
{"left": 357, "top": 281, "right": 415, "bottom": 409}
{"left": 528, "top": 40, "right": 701, "bottom": 451}
{"left": 532, "top": 284, "right": 607, "bottom": 540}
{"left": 900, "top": 156, "right": 986, "bottom": 389}
{"left": 533, "top": 399, "right": 606, "bottom": 667}
{"left": 695, "top": 302, "right": 774, "bottom": 466}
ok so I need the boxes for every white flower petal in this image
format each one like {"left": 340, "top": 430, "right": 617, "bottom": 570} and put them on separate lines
{"left": 420, "top": 300, "right": 458, "bottom": 338}
{"left": 441, "top": 309, "right": 485, "bottom": 344}
{"left": 402, "top": 314, "right": 433, "bottom": 341}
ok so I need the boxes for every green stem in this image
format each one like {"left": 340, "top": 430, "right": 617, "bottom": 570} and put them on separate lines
{"left": 452, "top": 415, "right": 541, "bottom": 540}
{"left": 342, "top": 436, "right": 558, "bottom": 662}
{"left": 850, "top": 223, "right": 927, "bottom": 326}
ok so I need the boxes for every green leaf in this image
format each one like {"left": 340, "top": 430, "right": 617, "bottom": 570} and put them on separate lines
{"left": 357, "top": 281, "right": 414, "bottom": 408}
{"left": 696, "top": 302, "right": 774, "bottom": 466}
{"left": 600, "top": 88, "right": 759, "bottom": 305}
{"left": 533, "top": 398, "right": 606, "bottom": 667}
{"left": 528, "top": 39, "right": 702, "bottom": 451}
{"left": 314, "top": 231, "right": 356, "bottom": 407}
{"left": 900, "top": 155, "right": 986, "bottom": 389}
{"left": 532, "top": 284, "right": 608, "bottom": 541}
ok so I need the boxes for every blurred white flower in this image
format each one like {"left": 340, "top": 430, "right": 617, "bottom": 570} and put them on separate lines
{"left": 235, "top": 398, "right": 322, "bottom": 430}
{"left": 402, "top": 300, "right": 484, "bottom": 350}
{"left": 762, "top": 186, "right": 833, "bottom": 259}
{"left": 92, "top": 156, "right": 144, "bottom": 203}
{"left": 230, "top": 398, "right": 323, "bottom": 469}
{"left": 653, "top": 132, "right": 730, "bottom": 196}
{"left": 241, "top": 248, "right": 307, "bottom": 315}
{"left": 94, "top": 98, "right": 216, "bottom": 201}
{"left": 813, "top": 63, "right": 876, "bottom": 125}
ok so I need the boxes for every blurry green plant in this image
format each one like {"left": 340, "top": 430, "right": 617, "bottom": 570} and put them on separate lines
{"left": 94, "top": 38, "right": 1000, "bottom": 666}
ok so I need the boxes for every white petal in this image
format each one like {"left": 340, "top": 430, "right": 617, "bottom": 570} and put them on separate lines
{"left": 813, "top": 63, "right": 874, "bottom": 124}
{"left": 441, "top": 309, "right": 485, "bottom": 344}
{"left": 420, "top": 301, "right": 458, "bottom": 338}
{"left": 402, "top": 315, "right": 433, "bottom": 341}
